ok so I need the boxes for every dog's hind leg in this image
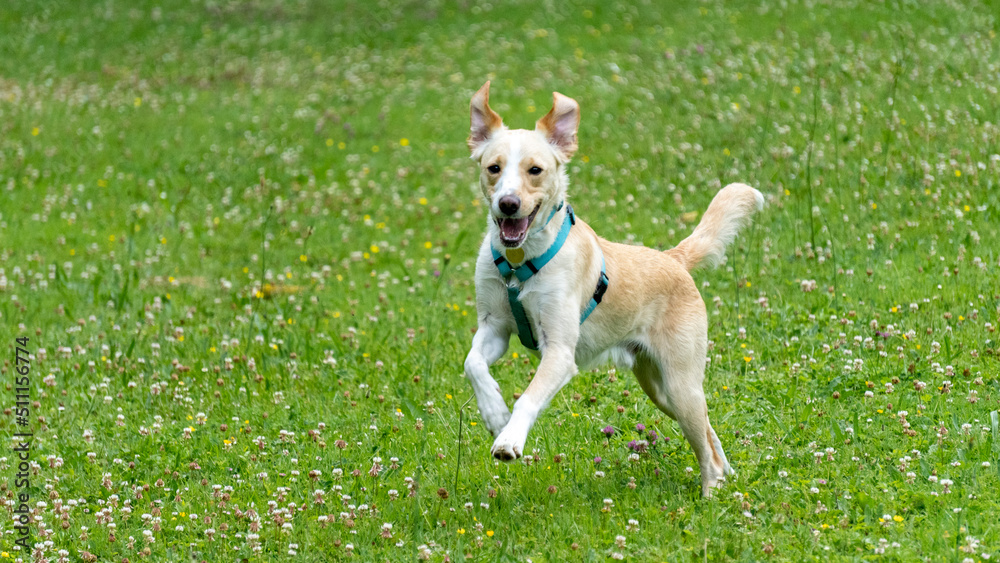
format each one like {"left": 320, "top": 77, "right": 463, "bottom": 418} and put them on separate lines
{"left": 633, "top": 322, "right": 731, "bottom": 496}
{"left": 465, "top": 321, "right": 512, "bottom": 437}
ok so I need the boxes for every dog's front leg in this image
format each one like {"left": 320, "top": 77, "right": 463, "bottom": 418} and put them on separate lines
{"left": 464, "top": 322, "right": 512, "bottom": 436}
{"left": 491, "top": 343, "right": 577, "bottom": 461}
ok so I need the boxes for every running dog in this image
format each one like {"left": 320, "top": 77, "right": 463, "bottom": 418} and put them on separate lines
{"left": 462, "top": 81, "right": 763, "bottom": 495}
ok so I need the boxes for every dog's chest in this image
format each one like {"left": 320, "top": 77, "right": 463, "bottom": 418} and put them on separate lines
{"left": 487, "top": 264, "right": 570, "bottom": 341}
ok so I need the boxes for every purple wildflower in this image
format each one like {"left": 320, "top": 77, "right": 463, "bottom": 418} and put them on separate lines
{"left": 626, "top": 440, "right": 649, "bottom": 454}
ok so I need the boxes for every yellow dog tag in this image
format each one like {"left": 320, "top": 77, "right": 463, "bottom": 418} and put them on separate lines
{"left": 505, "top": 248, "right": 525, "bottom": 264}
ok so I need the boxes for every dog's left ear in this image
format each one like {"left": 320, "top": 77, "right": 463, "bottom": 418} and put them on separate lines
{"left": 535, "top": 92, "right": 580, "bottom": 161}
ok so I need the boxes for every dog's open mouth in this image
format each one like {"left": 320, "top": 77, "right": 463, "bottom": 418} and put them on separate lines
{"left": 497, "top": 204, "right": 541, "bottom": 248}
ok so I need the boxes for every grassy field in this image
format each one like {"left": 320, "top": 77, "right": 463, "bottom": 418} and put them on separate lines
{"left": 1, "top": 0, "right": 999, "bottom": 560}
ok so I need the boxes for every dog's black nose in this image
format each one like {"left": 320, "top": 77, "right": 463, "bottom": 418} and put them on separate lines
{"left": 498, "top": 195, "right": 521, "bottom": 216}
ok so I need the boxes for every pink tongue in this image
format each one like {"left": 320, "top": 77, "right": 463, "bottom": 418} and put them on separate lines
{"left": 500, "top": 217, "right": 530, "bottom": 239}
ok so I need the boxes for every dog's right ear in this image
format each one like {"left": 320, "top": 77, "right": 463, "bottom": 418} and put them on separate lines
{"left": 468, "top": 81, "right": 503, "bottom": 154}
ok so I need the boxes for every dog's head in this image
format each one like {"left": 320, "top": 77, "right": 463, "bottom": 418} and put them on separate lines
{"left": 467, "top": 81, "right": 580, "bottom": 248}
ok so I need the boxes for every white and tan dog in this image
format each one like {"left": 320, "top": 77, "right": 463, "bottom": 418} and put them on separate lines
{"left": 463, "top": 81, "right": 763, "bottom": 495}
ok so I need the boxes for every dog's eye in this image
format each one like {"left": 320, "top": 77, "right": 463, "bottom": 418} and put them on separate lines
{"left": 528, "top": 166, "right": 543, "bottom": 175}
{"left": 487, "top": 164, "right": 501, "bottom": 174}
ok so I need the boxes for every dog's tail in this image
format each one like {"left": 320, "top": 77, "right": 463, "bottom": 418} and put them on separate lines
{"left": 666, "top": 183, "right": 764, "bottom": 271}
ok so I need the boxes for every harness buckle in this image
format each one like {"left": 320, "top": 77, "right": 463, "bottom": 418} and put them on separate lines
{"left": 593, "top": 271, "right": 609, "bottom": 304}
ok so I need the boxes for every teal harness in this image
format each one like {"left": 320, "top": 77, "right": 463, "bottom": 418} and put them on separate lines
{"left": 491, "top": 204, "right": 609, "bottom": 351}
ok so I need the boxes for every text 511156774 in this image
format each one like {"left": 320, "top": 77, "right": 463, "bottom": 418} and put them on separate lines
{"left": 13, "top": 336, "right": 33, "bottom": 551}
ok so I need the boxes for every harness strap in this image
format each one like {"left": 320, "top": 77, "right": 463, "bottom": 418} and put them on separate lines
{"left": 492, "top": 204, "right": 609, "bottom": 351}
{"left": 580, "top": 258, "right": 609, "bottom": 323}
{"left": 506, "top": 286, "right": 539, "bottom": 350}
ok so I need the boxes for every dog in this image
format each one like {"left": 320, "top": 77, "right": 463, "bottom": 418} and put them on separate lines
{"left": 462, "top": 81, "right": 763, "bottom": 495}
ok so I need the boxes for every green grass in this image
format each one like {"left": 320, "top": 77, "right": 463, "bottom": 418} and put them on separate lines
{"left": 1, "top": 0, "right": 999, "bottom": 560}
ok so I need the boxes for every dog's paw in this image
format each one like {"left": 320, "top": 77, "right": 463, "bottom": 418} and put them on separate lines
{"left": 701, "top": 475, "right": 727, "bottom": 498}
{"left": 490, "top": 428, "right": 525, "bottom": 461}
{"left": 482, "top": 409, "right": 511, "bottom": 437}
{"left": 699, "top": 465, "right": 730, "bottom": 497}
{"left": 476, "top": 394, "right": 511, "bottom": 437}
